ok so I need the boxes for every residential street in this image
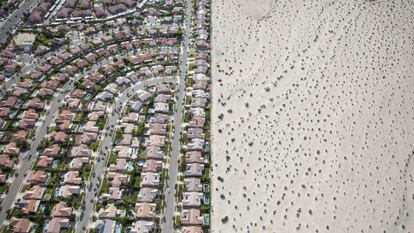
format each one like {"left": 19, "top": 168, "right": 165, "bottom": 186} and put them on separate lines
{"left": 161, "top": 0, "right": 192, "bottom": 231}
{"left": 75, "top": 76, "right": 174, "bottom": 233}
{"left": 0, "top": 77, "right": 78, "bottom": 225}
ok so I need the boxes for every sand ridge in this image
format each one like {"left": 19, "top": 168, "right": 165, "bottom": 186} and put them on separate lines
{"left": 211, "top": 0, "right": 414, "bottom": 232}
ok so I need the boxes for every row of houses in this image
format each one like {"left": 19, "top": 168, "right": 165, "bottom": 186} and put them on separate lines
{"left": 29, "top": 0, "right": 185, "bottom": 26}
{"left": 94, "top": 84, "right": 174, "bottom": 233}
{"left": 178, "top": 0, "right": 211, "bottom": 232}
{"left": 55, "top": 0, "right": 137, "bottom": 20}
{"left": 33, "top": 14, "right": 181, "bottom": 58}
{"left": 11, "top": 0, "right": 184, "bottom": 76}
{"left": 28, "top": 0, "right": 54, "bottom": 24}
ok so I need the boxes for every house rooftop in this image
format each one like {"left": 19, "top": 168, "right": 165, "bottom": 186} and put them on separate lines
{"left": 185, "top": 151, "right": 204, "bottom": 164}
{"left": 98, "top": 204, "right": 117, "bottom": 219}
{"left": 135, "top": 203, "right": 156, "bottom": 219}
{"left": 28, "top": 170, "right": 48, "bottom": 184}
{"left": 181, "top": 208, "right": 202, "bottom": 226}
{"left": 143, "top": 159, "right": 163, "bottom": 173}
{"left": 129, "top": 220, "right": 156, "bottom": 233}
{"left": 184, "top": 163, "right": 205, "bottom": 177}
{"left": 137, "top": 187, "right": 158, "bottom": 203}
{"left": 47, "top": 217, "right": 69, "bottom": 233}
{"left": 184, "top": 178, "right": 202, "bottom": 192}
{"left": 145, "top": 146, "right": 165, "bottom": 160}
{"left": 69, "top": 157, "right": 89, "bottom": 170}
{"left": 42, "top": 144, "right": 61, "bottom": 157}
{"left": 58, "top": 185, "right": 80, "bottom": 198}
{"left": 51, "top": 201, "right": 73, "bottom": 218}
{"left": 182, "top": 226, "right": 203, "bottom": 233}
{"left": 182, "top": 192, "right": 203, "bottom": 207}
{"left": 10, "top": 217, "right": 32, "bottom": 233}
{"left": 140, "top": 172, "right": 160, "bottom": 187}
{"left": 23, "top": 185, "right": 45, "bottom": 200}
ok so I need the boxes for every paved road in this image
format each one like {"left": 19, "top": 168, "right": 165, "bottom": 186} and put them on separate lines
{"left": 161, "top": 0, "right": 192, "bottom": 231}
{"left": 75, "top": 76, "right": 175, "bottom": 233}
{"left": 0, "top": 76, "right": 79, "bottom": 225}
{"left": 0, "top": 0, "right": 42, "bottom": 45}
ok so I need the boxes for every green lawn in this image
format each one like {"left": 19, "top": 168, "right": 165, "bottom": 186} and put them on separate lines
{"left": 100, "top": 179, "right": 110, "bottom": 195}
{"left": 0, "top": 183, "right": 10, "bottom": 193}
{"left": 107, "top": 152, "right": 117, "bottom": 165}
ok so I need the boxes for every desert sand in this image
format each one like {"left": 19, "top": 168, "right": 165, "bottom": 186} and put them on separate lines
{"left": 210, "top": 0, "right": 414, "bottom": 233}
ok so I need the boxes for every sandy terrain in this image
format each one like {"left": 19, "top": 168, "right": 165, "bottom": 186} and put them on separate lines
{"left": 210, "top": 0, "right": 414, "bottom": 233}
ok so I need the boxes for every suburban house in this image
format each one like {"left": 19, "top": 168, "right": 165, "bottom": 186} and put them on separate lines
{"left": 63, "top": 171, "right": 82, "bottom": 185}
{"left": 185, "top": 151, "right": 204, "bottom": 164}
{"left": 28, "top": 170, "right": 48, "bottom": 184}
{"left": 142, "top": 159, "right": 163, "bottom": 173}
{"left": 140, "top": 172, "right": 160, "bottom": 187}
{"left": 9, "top": 217, "right": 32, "bottom": 233}
{"left": 129, "top": 220, "right": 156, "bottom": 233}
{"left": 184, "top": 163, "right": 205, "bottom": 177}
{"left": 42, "top": 144, "right": 61, "bottom": 157}
{"left": 180, "top": 208, "right": 203, "bottom": 226}
{"left": 184, "top": 178, "right": 203, "bottom": 192}
{"left": 98, "top": 204, "right": 118, "bottom": 219}
{"left": 135, "top": 203, "right": 156, "bottom": 219}
{"left": 182, "top": 192, "right": 203, "bottom": 207}
{"left": 137, "top": 187, "right": 158, "bottom": 203}
{"left": 57, "top": 185, "right": 81, "bottom": 197}
{"left": 22, "top": 185, "right": 45, "bottom": 200}
{"left": 145, "top": 146, "right": 164, "bottom": 160}
{"left": 47, "top": 217, "right": 70, "bottom": 233}
{"left": 182, "top": 226, "right": 203, "bottom": 233}
{"left": 70, "top": 145, "right": 92, "bottom": 158}
{"left": 51, "top": 202, "right": 73, "bottom": 217}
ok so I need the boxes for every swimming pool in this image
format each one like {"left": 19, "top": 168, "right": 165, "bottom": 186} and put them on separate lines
{"left": 203, "top": 214, "right": 210, "bottom": 226}
{"left": 42, "top": 220, "right": 50, "bottom": 232}
{"left": 114, "top": 223, "right": 122, "bottom": 233}
{"left": 203, "top": 194, "right": 210, "bottom": 205}
{"left": 126, "top": 161, "right": 134, "bottom": 171}
{"left": 137, "top": 159, "right": 145, "bottom": 167}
